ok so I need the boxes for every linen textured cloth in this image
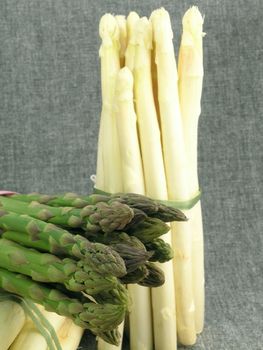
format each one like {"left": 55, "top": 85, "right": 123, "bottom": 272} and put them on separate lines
{"left": 0, "top": 1, "right": 262, "bottom": 349}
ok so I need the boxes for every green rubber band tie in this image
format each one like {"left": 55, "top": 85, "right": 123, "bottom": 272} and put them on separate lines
{"left": 93, "top": 187, "right": 202, "bottom": 211}
{"left": 0, "top": 291, "right": 62, "bottom": 350}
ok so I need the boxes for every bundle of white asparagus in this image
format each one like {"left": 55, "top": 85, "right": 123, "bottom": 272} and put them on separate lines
{"left": 95, "top": 6, "right": 205, "bottom": 350}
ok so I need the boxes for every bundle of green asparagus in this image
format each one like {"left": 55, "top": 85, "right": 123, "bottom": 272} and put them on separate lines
{"left": 0, "top": 191, "right": 185, "bottom": 347}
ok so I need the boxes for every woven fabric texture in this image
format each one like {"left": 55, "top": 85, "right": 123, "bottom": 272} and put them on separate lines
{"left": 0, "top": 1, "right": 262, "bottom": 349}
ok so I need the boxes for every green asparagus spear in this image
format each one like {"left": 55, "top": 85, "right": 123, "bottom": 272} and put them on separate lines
{"left": 84, "top": 231, "right": 152, "bottom": 273}
{"left": 0, "top": 267, "right": 126, "bottom": 335}
{"left": 0, "top": 238, "right": 118, "bottom": 294}
{"left": 0, "top": 196, "right": 134, "bottom": 233}
{"left": 11, "top": 192, "right": 187, "bottom": 222}
{"left": 120, "top": 264, "right": 149, "bottom": 284}
{"left": 138, "top": 262, "right": 165, "bottom": 287}
{"left": 109, "top": 193, "right": 187, "bottom": 222}
{"left": 127, "top": 217, "right": 170, "bottom": 243}
{"left": 94, "top": 283, "right": 130, "bottom": 307}
{"left": 145, "top": 238, "right": 174, "bottom": 263}
{"left": 98, "top": 329, "right": 121, "bottom": 346}
{"left": 0, "top": 210, "right": 126, "bottom": 277}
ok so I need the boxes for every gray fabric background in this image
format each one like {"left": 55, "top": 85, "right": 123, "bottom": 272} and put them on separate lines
{"left": 0, "top": 0, "right": 262, "bottom": 349}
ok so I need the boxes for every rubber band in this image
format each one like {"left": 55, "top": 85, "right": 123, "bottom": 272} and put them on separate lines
{"left": 93, "top": 187, "right": 201, "bottom": 210}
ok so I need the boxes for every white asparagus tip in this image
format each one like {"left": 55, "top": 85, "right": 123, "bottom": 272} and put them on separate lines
{"left": 182, "top": 7, "right": 205, "bottom": 37}
{"left": 126, "top": 12, "right": 140, "bottom": 46}
{"left": 127, "top": 11, "right": 140, "bottom": 32}
{"left": 99, "top": 13, "right": 119, "bottom": 41}
{"left": 150, "top": 7, "right": 173, "bottom": 43}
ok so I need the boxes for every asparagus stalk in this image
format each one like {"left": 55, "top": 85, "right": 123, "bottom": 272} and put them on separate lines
{"left": 88, "top": 233, "right": 152, "bottom": 273}
{"left": 138, "top": 262, "right": 165, "bottom": 287}
{"left": 0, "top": 211, "right": 126, "bottom": 278}
{"left": 125, "top": 12, "right": 140, "bottom": 71}
{"left": 115, "top": 66, "right": 153, "bottom": 350}
{"left": 133, "top": 15, "right": 178, "bottom": 350}
{"left": 96, "top": 13, "right": 125, "bottom": 350}
{"left": 0, "top": 238, "right": 118, "bottom": 295}
{"left": 97, "top": 14, "right": 123, "bottom": 193}
{"left": 178, "top": 6, "right": 205, "bottom": 333}
{"left": 115, "top": 68, "right": 145, "bottom": 194}
{"left": 101, "top": 242, "right": 151, "bottom": 274}
{"left": 150, "top": 8, "right": 196, "bottom": 345}
{"left": 127, "top": 217, "right": 170, "bottom": 243}
{"left": 0, "top": 196, "right": 134, "bottom": 234}
{"left": 11, "top": 192, "right": 187, "bottom": 223}
{"left": 0, "top": 300, "right": 25, "bottom": 350}
{"left": 0, "top": 268, "right": 126, "bottom": 336}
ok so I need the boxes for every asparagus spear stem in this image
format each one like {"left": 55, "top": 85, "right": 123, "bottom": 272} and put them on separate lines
{"left": 0, "top": 238, "right": 119, "bottom": 295}
{"left": 178, "top": 6, "right": 205, "bottom": 334}
{"left": 151, "top": 7, "right": 197, "bottom": 345}
{"left": 0, "top": 268, "right": 126, "bottom": 337}
{"left": 115, "top": 68, "right": 145, "bottom": 195}
{"left": 0, "top": 196, "right": 134, "bottom": 233}
{"left": 0, "top": 211, "right": 126, "bottom": 278}
{"left": 97, "top": 14, "right": 123, "bottom": 193}
{"left": 11, "top": 192, "right": 187, "bottom": 223}
{"left": 114, "top": 65, "right": 153, "bottom": 350}
{"left": 133, "top": 14, "right": 178, "bottom": 350}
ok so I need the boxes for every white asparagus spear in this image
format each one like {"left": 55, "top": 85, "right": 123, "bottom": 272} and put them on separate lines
{"left": 178, "top": 6, "right": 205, "bottom": 333}
{"left": 99, "top": 14, "right": 144, "bottom": 350}
{"left": 115, "top": 15, "right": 127, "bottom": 67}
{"left": 0, "top": 301, "right": 25, "bottom": 350}
{"left": 115, "top": 67, "right": 153, "bottom": 350}
{"left": 96, "top": 14, "right": 124, "bottom": 350}
{"left": 133, "top": 17, "right": 177, "bottom": 350}
{"left": 150, "top": 8, "right": 196, "bottom": 345}
{"left": 133, "top": 17, "right": 167, "bottom": 195}
{"left": 115, "top": 67, "right": 145, "bottom": 193}
{"left": 125, "top": 12, "right": 140, "bottom": 71}
{"left": 9, "top": 305, "right": 65, "bottom": 350}
{"left": 96, "top": 14, "right": 123, "bottom": 193}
